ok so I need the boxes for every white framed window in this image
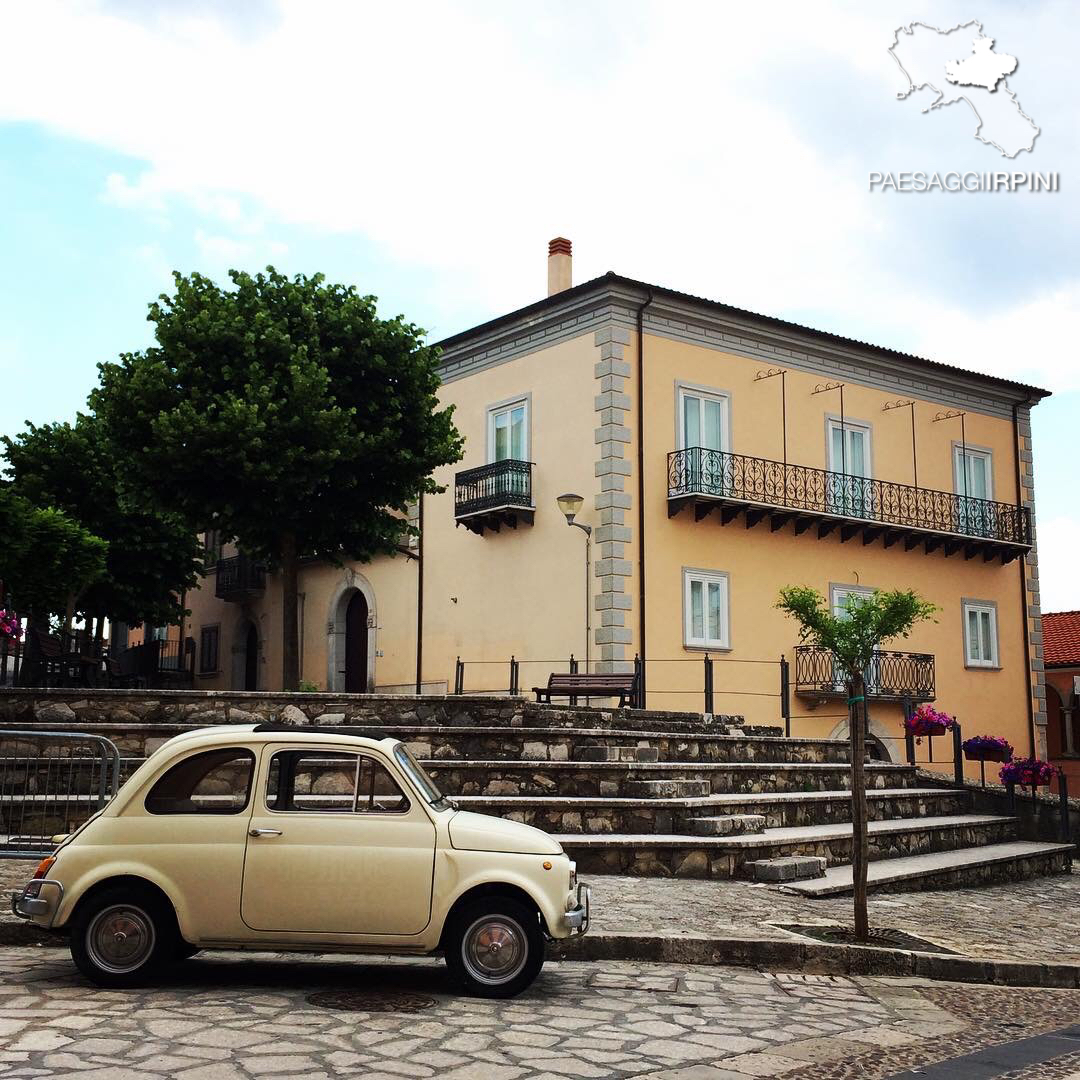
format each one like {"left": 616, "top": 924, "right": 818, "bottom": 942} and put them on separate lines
{"left": 963, "top": 600, "right": 999, "bottom": 668}
{"left": 683, "top": 569, "right": 730, "bottom": 650}
{"left": 830, "top": 583, "right": 875, "bottom": 618}
{"left": 826, "top": 419, "right": 872, "bottom": 478}
{"left": 954, "top": 446, "right": 993, "bottom": 501}
{"left": 487, "top": 398, "right": 528, "bottom": 462}
{"left": 826, "top": 418, "right": 872, "bottom": 518}
{"left": 677, "top": 385, "right": 730, "bottom": 452}
{"left": 831, "top": 584, "right": 878, "bottom": 692}
{"left": 954, "top": 446, "right": 996, "bottom": 537}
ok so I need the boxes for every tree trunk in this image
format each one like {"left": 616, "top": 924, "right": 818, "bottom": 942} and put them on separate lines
{"left": 849, "top": 672, "right": 870, "bottom": 940}
{"left": 280, "top": 533, "right": 300, "bottom": 692}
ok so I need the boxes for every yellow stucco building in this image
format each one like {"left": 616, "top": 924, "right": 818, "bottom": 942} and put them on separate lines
{"left": 184, "top": 240, "right": 1050, "bottom": 773}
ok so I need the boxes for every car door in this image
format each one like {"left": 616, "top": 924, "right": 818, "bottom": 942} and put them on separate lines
{"left": 137, "top": 744, "right": 259, "bottom": 941}
{"left": 240, "top": 745, "right": 437, "bottom": 936}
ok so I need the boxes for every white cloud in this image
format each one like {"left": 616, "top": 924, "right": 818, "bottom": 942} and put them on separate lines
{"left": 1037, "top": 515, "right": 1080, "bottom": 611}
{"left": 194, "top": 229, "right": 250, "bottom": 263}
{"left": 0, "top": 0, "right": 1074, "bottom": 392}
{"left": 905, "top": 284, "right": 1080, "bottom": 394}
{"left": 0, "top": 1, "right": 889, "bottom": 320}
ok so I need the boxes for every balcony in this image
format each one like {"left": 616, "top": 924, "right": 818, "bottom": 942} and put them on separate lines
{"left": 795, "top": 645, "right": 935, "bottom": 706}
{"left": 668, "top": 448, "right": 1030, "bottom": 562}
{"left": 214, "top": 555, "right": 267, "bottom": 602}
{"left": 454, "top": 459, "right": 534, "bottom": 536}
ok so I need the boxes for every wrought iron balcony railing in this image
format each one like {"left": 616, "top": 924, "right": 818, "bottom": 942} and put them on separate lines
{"left": 795, "top": 645, "right": 935, "bottom": 703}
{"left": 214, "top": 555, "right": 267, "bottom": 602}
{"left": 455, "top": 459, "right": 534, "bottom": 520}
{"left": 667, "top": 447, "right": 1030, "bottom": 553}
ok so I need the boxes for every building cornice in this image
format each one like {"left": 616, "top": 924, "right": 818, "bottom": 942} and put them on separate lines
{"left": 436, "top": 275, "right": 1048, "bottom": 419}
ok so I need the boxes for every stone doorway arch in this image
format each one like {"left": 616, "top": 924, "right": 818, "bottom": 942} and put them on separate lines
{"left": 827, "top": 715, "right": 898, "bottom": 762}
{"left": 327, "top": 572, "right": 377, "bottom": 693}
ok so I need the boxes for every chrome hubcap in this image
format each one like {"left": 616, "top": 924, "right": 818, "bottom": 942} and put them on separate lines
{"left": 462, "top": 915, "right": 527, "bottom": 986}
{"left": 86, "top": 904, "right": 155, "bottom": 974}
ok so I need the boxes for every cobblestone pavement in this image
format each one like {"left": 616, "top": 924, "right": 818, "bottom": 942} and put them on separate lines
{"left": 2, "top": 948, "right": 1080, "bottom": 1079}
{"left": 585, "top": 869, "right": 1080, "bottom": 963}
{"left": 5, "top": 861, "right": 1079, "bottom": 965}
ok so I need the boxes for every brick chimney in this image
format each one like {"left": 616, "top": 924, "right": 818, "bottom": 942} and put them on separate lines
{"left": 547, "top": 237, "right": 572, "bottom": 296}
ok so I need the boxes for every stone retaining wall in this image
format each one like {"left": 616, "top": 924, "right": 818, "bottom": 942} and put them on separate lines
{"left": 0, "top": 688, "right": 744, "bottom": 735}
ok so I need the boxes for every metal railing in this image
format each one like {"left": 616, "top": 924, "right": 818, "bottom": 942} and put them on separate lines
{"left": 215, "top": 555, "right": 267, "bottom": 600}
{"left": 0, "top": 730, "right": 121, "bottom": 858}
{"left": 454, "top": 459, "right": 533, "bottom": 518}
{"left": 795, "top": 645, "right": 935, "bottom": 703}
{"left": 667, "top": 447, "right": 1031, "bottom": 546}
{"left": 451, "top": 652, "right": 786, "bottom": 720}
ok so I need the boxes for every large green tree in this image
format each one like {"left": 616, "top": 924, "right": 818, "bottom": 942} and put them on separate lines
{"left": 92, "top": 267, "right": 462, "bottom": 689}
{"left": 777, "top": 586, "right": 937, "bottom": 939}
{"left": 0, "top": 483, "right": 107, "bottom": 620}
{"left": 3, "top": 415, "right": 202, "bottom": 630}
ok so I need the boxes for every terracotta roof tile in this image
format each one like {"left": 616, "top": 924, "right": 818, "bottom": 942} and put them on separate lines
{"left": 1044, "top": 611, "right": 1080, "bottom": 667}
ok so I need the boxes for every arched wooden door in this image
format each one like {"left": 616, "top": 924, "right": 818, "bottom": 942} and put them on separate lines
{"left": 344, "top": 591, "right": 369, "bottom": 693}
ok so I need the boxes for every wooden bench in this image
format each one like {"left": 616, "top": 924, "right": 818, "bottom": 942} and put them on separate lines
{"left": 533, "top": 672, "right": 639, "bottom": 708}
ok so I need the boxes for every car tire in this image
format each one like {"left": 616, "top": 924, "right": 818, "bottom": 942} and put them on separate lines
{"left": 444, "top": 897, "right": 544, "bottom": 998}
{"left": 69, "top": 887, "right": 177, "bottom": 988}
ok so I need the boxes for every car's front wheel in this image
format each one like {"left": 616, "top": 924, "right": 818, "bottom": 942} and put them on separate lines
{"left": 444, "top": 897, "right": 544, "bottom": 998}
{"left": 70, "top": 887, "right": 176, "bottom": 988}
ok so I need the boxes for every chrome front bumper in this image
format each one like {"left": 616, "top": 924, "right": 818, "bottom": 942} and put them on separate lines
{"left": 564, "top": 882, "right": 591, "bottom": 934}
{"left": 10, "top": 880, "right": 63, "bottom": 925}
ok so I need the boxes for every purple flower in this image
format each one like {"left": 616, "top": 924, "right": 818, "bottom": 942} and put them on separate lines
{"left": 999, "top": 757, "right": 1055, "bottom": 786}
{"left": 905, "top": 704, "right": 956, "bottom": 738}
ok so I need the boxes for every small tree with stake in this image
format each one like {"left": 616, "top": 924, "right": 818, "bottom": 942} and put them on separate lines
{"left": 776, "top": 586, "right": 937, "bottom": 939}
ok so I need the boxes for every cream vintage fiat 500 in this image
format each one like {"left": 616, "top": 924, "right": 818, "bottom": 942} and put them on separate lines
{"left": 11, "top": 725, "right": 590, "bottom": 997}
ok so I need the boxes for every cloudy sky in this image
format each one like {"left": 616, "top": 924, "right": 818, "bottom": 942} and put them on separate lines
{"left": 1, "top": 0, "right": 1077, "bottom": 607}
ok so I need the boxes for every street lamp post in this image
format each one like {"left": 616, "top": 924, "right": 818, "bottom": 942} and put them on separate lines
{"left": 556, "top": 493, "right": 591, "bottom": 676}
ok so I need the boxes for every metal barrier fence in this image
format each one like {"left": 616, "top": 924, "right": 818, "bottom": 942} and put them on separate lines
{"left": 451, "top": 654, "right": 789, "bottom": 719}
{"left": 0, "top": 730, "right": 121, "bottom": 858}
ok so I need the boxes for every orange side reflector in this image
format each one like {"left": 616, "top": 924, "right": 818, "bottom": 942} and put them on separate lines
{"left": 32, "top": 856, "right": 55, "bottom": 880}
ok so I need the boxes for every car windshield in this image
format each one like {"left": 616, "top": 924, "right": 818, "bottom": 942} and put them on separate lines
{"left": 393, "top": 743, "right": 452, "bottom": 810}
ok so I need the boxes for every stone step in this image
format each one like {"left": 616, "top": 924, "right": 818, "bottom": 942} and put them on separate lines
{"left": 556, "top": 814, "right": 1020, "bottom": 878}
{"left": 624, "top": 779, "right": 711, "bottom": 799}
{"left": 5, "top": 721, "right": 850, "bottom": 764}
{"left": 452, "top": 787, "right": 970, "bottom": 835}
{"left": 424, "top": 760, "right": 918, "bottom": 798}
{"left": 781, "top": 841, "right": 1076, "bottom": 896}
{"left": 678, "top": 787, "right": 973, "bottom": 829}
{"left": 574, "top": 746, "right": 660, "bottom": 763}
{"left": 688, "top": 814, "right": 767, "bottom": 836}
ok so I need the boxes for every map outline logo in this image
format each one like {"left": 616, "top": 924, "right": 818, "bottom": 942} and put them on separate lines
{"left": 889, "top": 19, "right": 1040, "bottom": 159}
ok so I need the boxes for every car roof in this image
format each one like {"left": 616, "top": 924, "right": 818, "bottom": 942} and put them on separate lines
{"left": 158, "top": 725, "right": 401, "bottom": 752}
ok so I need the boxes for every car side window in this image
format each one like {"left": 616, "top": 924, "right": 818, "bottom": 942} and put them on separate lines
{"left": 144, "top": 748, "right": 256, "bottom": 815}
{"left": 265, "top": 750, "right": 410, "bottom": 814}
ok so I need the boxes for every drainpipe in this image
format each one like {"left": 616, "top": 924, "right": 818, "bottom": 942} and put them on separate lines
{"left": 635, "top": 289, "right": 654, "bottom": 708}
{"left": 1013, "top": 402, "right": 1037, "bottom": 758}
{"left": 415, "top": 494, "right": 424, "bottom": 696}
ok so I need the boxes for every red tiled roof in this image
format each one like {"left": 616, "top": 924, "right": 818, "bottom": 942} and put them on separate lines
{"left": 1044, "top": 611, "right": 1080, "bottom": 667}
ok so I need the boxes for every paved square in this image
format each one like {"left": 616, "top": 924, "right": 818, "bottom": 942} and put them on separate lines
{"left": 0, "top": 947, "right": 1076, "bottom": 1079}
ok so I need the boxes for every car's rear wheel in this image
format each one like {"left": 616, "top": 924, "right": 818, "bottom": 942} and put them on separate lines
{"left": 70, "top": 887, "right": 176, "bottom": 988}
{"left": 444, "top": 897, "right": 544, "bottom": 998}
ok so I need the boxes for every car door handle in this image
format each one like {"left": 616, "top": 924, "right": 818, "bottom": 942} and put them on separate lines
{"left": 248, "top": 828, "right": 283, "bottom": 837}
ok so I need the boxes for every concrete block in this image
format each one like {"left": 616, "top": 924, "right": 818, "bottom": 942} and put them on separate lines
{"left": 747, "top": 856, "right": 826, "bottom": 882}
